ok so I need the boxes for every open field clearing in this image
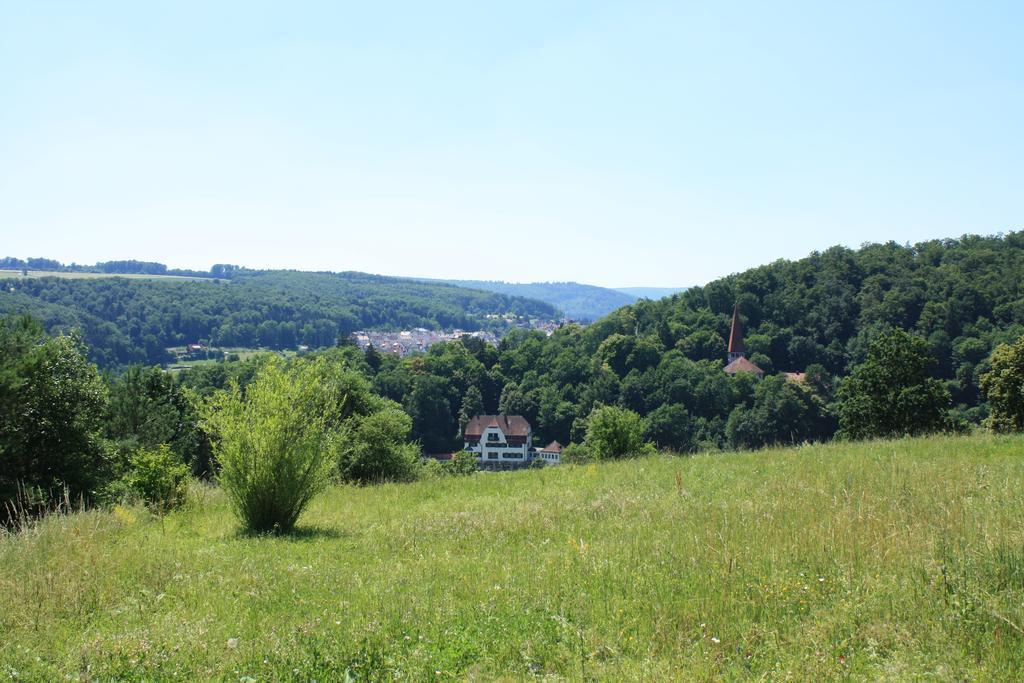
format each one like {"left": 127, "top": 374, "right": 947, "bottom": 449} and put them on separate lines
{"left": 0, "top": 270, "right": 216, "bottom": 281}
{"left": 2, "top": 434, "right": 1023, "bottom": 680}
{"left": 165, "top": 349, "right": 294, "bottom": 373}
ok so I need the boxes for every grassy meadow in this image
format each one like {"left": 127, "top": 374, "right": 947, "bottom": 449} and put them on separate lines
{"left": 0, "top": 270, "right": 214, "bottom": 281}
{"left": 2, "top": 434, "right": 1023, "bottom": 680}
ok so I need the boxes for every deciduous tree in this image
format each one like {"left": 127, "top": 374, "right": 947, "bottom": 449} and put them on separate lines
{"left": 836, "top": 329, "right": 952, "bottom": 440}
{"left": 0, "top": 315, "right": 110, "bottom": 511}
{"left": 980, "top": 336, "right": 1024, "bottom": 432}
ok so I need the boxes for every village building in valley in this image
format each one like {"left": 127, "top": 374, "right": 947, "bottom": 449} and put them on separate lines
{"left": 462, "top": 415, "right": 561, "bottom": 470}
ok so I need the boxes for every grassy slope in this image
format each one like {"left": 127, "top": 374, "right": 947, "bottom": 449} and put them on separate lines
{"left": 2, "top": 434, "right": 1023, "bottom": 680}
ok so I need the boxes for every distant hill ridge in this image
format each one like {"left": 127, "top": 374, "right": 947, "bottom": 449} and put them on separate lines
{"left": 0, "top": 263, "right": 560, "bottom": 368}
{"left": 2, "top": 257, "right": 685, "bottom": 322}
{"left": 428, "top": 279, "right": 685, "bottom": 321}
{"left": 614, "top": 286, "right": 688, "bottom": 300}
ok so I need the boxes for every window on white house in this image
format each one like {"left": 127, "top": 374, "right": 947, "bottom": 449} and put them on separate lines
{"left": 487, "top": 452, "right": 498, "bottom": 459}
{"left": 487, "top": 432, "right": 500, "bottom": 441}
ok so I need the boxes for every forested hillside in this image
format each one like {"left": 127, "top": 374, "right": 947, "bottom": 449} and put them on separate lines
{"left": 0, "top": 270, "right": 558, "bottom": 367}
{"left": 362, "top": 233, "right": 1024, "bottom": 452}
{"left": 4, "top": 234, "right": 1022, "bottom": 456}
{"left": 434, "top": 279, "right": 638, "bottom": 320}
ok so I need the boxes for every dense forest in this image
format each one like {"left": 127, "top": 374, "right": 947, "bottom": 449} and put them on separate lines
{"left": 357, "top": 233, "right": 1024, "bottom": 452}
{"left": 430, "top": 279, "right": 640, "bottom": 321}
{"left": 0, "top": 269, "right": 558, "bottom": 368}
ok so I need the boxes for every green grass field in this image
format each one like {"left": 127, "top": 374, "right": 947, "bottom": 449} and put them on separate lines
{"left": 2, "top": 434, "right": 1023, "bottom": 680}
{"left": 0, "top": 269, "right": 215, "bottom": 282}
{"left": 165, "top": 349, "right": 293, "bottom": 373}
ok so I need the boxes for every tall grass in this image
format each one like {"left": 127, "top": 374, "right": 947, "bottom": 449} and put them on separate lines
{"left": 1, "top": 433, "right": 1023, "bottom": 680}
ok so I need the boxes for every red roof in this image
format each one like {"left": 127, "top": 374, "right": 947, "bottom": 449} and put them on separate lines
{"left": 724, "top": 356, "right": 763, "bottom": 376}
{"left": 541, "top": 441, "right": 563, "bottom": 453}
{"left": 728, "top": 302, "right": 744, "bottom": 354}
{"left": 463, "top": 415, "right": 532, "bottom": 438}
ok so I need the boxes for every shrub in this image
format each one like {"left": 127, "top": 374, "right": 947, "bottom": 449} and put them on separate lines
{"left": 442, "top": 450, "right": 479, "bottom": 476}
{"left": 338, "top": 407, "right": 421, "bottom": 484}
{"left": 560, "top": 443, "right": 593, "bottom": 464}
{"left": 583, "top": 405, "right": 656, "bottom": 459}
{"left": 125, "top": 445, "right": 190, "bottom": 511}
{"left": 418, "top": 458, "right": 446, "bottom": 479}
{"left": 201, "top": 358, "right": 342, "bottom": 533}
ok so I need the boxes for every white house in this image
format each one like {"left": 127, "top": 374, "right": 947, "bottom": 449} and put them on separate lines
{"left": 463, "top": 415, "right": 534, "bottom": 471}
{"left": 463, "top": 416, "right": 564, "bottom": 470}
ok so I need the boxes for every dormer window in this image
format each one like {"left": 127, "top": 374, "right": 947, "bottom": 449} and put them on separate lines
{"left": 487, "top": 432, "right": 500, "bottom": 442}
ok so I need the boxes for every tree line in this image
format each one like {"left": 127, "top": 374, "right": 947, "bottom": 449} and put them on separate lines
{"left": 4, "top": 311, "right": 1024, "bottom": 532}
{"left": 0, "top": 256, "right": 244, "bottom": 278}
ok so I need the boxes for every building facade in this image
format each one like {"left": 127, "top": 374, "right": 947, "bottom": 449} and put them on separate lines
{"left": 463, "top": 415, "right": 561, "bottom": 470}
{"left": 536, "top": 441, "right": 563, "bottom": 465}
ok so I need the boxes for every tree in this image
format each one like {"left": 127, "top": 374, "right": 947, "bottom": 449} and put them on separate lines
{"left": 594, "top": 334, "right": 636, "bottom": 377}
{"left": 583, "top": 405, "right": 655, "bottom": 459}
{"left": 726, "top": 375, "right": 834, "bottom": 450}
{"left": 0, "top": 315, "right": 110, "bottom": 512}
{"left": 676, "top": 330, "right": 725, "bottom": 362}
{"left": 200, "top": 358, "right": 343, "bottom": 533}
{"left": 405, "top": 375, "right": 456, "bottom": 454}
{"left": 498, "top": 381, "right": 531, "bottom": 417}
{"left": 456, "top": 385, "right": 485, "bottom": 438}
{"left": 836, "top": 329, "right": 952, "bottom": 440}
{"left": 980, "top": 336, "right": 1024, "bottom": 432}
{"left": 364, "top": 343, "right": 382, "bottom": 373}
{"left": 106, "top": 364, "right": 208, "bottom": 475}
{"left": 536, "top": 385, "right": 576, "bottom": 445}
{"left": 643, "top": 403, "right": 695, "bottom": 453}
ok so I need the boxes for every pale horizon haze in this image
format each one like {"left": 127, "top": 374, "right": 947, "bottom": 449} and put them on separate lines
{"left": 1, "top": 2, "right": 1022, "bottom": 288}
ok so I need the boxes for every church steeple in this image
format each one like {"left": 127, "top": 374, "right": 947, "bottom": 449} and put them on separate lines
{"left": 727, "top": 302, "right": 745, "bottom": 363}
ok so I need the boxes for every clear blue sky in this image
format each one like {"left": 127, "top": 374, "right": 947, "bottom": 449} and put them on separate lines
{"left": 1, "top": 2, "right": 1021, "bottom": 287}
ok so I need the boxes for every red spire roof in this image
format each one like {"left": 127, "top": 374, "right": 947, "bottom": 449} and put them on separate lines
{"left": 728, "top": 302, "right": 744, "bottom": 355}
